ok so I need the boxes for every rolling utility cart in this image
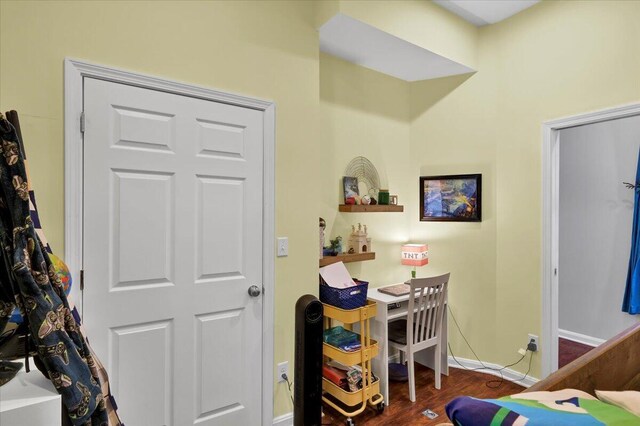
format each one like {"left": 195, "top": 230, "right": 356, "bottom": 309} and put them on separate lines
{"left": 321, "top": 300, "right": 385, "bottom": 426}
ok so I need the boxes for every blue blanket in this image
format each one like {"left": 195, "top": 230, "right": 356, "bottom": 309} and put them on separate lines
{"left": 446, "top": 390, "right": 640, "bottom": 425}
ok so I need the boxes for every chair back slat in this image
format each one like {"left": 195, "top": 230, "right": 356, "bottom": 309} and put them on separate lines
{"left": 426, "top": 287, "right": 436, "bottom": 340}
{"left": 407, "top": 273, "right": 450, "bottom": 345}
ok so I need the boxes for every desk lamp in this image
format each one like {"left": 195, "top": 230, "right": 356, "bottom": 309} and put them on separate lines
{"left": 401, "top": 244, "right": 428, "bottom": 278}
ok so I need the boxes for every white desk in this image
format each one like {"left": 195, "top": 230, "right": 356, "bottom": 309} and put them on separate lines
{"left": 368, "top": 287, "right": 449, "bottom": 405}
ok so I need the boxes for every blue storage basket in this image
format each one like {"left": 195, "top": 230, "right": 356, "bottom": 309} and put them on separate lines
{"left": 319, "top": 278, "right": 368, "bottom": 310}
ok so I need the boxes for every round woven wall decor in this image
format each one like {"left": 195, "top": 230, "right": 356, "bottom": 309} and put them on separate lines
{"left": 344, "top": 156, "right": 381, "bottom": 197}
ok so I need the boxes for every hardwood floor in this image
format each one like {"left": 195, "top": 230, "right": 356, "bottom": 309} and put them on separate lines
{"left": 322, "top": 364, "right": 525, "bottom": 425}
{"left": 558, "top": 337, "right": 595, "bottom": 368}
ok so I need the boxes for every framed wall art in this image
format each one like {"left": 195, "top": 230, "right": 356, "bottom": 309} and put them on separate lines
{"left": 420, "top": 174, "right": 481, "bottom": 222}
{"left": 343, "top": 176, "right": 359, "bottom": 204}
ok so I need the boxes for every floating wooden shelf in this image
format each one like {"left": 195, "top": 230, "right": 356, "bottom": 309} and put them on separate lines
{"left": 319, "top": 252, "right": 375, "bottom": 267}
{"left": 338, "top": 205, "right": 404, "bottom": 213}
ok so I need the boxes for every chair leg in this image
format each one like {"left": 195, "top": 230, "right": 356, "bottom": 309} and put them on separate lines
{"left": 407, "top": 351, "right": 416, "bottom": 402}
{"left": 434, "top": 343, "right": 441, "bottom": 389}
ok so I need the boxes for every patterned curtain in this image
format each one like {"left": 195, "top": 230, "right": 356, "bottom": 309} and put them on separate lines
{"left": 0, "top": 114, "right": 122, "bottom": 425}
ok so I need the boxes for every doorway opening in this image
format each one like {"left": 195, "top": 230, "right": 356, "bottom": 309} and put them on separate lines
{"left": 542, "top": 103, "right": 640, "bottom": 378}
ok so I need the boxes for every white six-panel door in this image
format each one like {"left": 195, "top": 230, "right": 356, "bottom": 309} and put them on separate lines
{"left": 82, "top": 77, "right": 264, "bottom": 426}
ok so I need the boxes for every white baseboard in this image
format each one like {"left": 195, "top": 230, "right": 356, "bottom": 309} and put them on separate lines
{"left": 273, "top": 412, "right": 293, "bottom": 426}
{"left": 558, "top": 329, "right": 604, "bottom": 347}
{"left": 389, "top": 353, "right": 401, "bottom": 363}
{"left": 447, "top": 356, "right": 539, "bottom": 388}
{"left": 390, "top": 351, "right": 536, "bottom": 387}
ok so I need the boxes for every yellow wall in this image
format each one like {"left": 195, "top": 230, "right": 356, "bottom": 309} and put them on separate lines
{"left": 319, "top": 53, "right": 412, "bottom": 286}
{"left": 2, "top": 0, "right": 640, "bottom": 419}
{"left": 0, "top": 0, "right": 322, "bottom": 417}
{"left": 0, "top": 0, "right": 431, "bottom": 418}
{"left": 410, "top": 0, "right": 640, "bottom": 378}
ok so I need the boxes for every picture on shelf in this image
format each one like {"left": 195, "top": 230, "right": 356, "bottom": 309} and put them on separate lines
{"left": 420, "top": 174, "right": 481, "bottom": 222}
{"left": 343, "top": 176, "right": 359, "bottom": 204}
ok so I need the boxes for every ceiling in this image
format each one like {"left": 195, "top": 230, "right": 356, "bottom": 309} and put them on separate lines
{"left": 433, "top": 0, "right": 540, "bottom": 26}
{"left": 319, "top": 13, "right": 475, "bottom": 81}
{"left": 319, "top": 1, "right": 541, "bottom": 81}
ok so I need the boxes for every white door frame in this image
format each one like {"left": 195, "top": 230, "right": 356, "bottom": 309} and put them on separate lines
{"left": 64, "top": 58, "right": 276, "bottom": 425}
{"left": 541, "top": 102, "right": 640, "bottom": 378}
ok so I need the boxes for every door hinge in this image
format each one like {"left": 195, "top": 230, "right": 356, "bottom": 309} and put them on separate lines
{"left": 80, "top": 112, "right": 85, "bottom": 133}
{"left": 80, "top": 269, "right": 85, "bottom": 291}
{"left": 554, "top": 268, "right": 558, "bottom": 276}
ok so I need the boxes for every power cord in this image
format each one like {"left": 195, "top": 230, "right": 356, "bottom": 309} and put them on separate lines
{"left": 282, "top": 373, "right": 329, "bottom": 422}
{"left": 514, "top": 350, "right": 534, "bottom": 383}
{"left": 447, "top": 305, "right": 533, "bottom": 388}
{"left": 486, "top": 350, "right": 532, "bottom": 389}
{"left": 281, "top": 373, "right": 294, "bottom": 405}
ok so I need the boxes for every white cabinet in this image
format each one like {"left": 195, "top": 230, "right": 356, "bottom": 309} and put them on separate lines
{"left": 0, "top": 368, "right": 61, "bottom": 426}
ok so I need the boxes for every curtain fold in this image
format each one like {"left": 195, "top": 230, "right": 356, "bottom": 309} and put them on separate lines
{"left": 623, "top": 149, "right": 640, "bottom": 315}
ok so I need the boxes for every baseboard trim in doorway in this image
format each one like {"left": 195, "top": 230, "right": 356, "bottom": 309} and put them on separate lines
{"left": 447, "top": 356, "right": 539, "bottom": 388}
{"left": 558, "top": 329, "right": 604, "bottom": 347}
{"left": 273, "top": 412, "right": 293, "bottom": 426}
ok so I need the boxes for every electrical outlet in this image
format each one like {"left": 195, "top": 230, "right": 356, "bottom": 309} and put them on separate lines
{"left": 277, "top": 361, "right": 288, "bottom": 383}
{"left": 528, "top": 334, "right": 539, "bottom": 352}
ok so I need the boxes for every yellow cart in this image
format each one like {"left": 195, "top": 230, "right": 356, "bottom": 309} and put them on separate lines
{"left": 322, "top": 300, "right": 385, "bottom": 426}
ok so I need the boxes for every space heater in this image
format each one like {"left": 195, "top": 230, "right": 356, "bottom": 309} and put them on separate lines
{"left": 293, "top": 294, "right": 324, "bottom": 426}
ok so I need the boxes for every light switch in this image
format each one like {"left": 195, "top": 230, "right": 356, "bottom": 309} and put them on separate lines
{"left": 277, "top": 237, "right": 288, "bottom": 257}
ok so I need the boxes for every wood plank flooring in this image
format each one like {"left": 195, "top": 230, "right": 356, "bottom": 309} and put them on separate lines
{"left": 322, "top": 364, "right": 525, "bottom": 425}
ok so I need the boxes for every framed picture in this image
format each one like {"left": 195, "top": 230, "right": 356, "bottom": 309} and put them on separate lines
{"left": 343, "top": 176, "right": 359, "bottom": 204}
{"left": 420, "top": 174, "right": 481, "bottom": 222}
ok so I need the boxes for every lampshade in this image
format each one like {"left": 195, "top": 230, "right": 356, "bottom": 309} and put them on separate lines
{"left": 401, "top": 244, "right": 429, "bottom": 267}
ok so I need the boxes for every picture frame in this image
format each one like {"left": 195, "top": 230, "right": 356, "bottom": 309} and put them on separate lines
{"left": 420, "top": 174, "right": 481, "bottom": 222}
{"left": 343, "top": 176, "right": 359, "bottom": 204}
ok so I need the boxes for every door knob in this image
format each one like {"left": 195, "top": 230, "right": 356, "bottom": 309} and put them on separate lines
{"left": 248, "top": 285, "right": 261, "bottom": 297}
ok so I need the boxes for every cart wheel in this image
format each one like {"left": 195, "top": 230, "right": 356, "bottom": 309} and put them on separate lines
{"left": 346, "top": 418, "right": 355, "bottom": 426}
{"left": 376, "top": 402, "right": 385, "bottom": 414}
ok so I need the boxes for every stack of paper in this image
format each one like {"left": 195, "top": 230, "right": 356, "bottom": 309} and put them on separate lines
{"left": 319, "top": 262, "right": 356, "bottom": 289}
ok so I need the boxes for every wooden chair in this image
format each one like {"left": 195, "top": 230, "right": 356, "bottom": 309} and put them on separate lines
{"left": 388, "top": 273, "right": 450, "bottom": 402}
